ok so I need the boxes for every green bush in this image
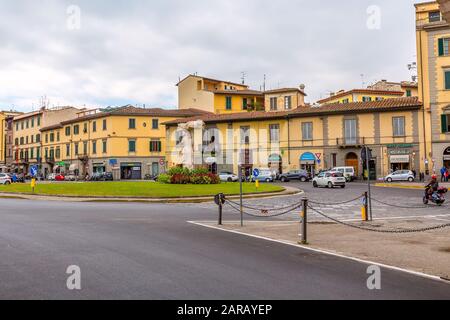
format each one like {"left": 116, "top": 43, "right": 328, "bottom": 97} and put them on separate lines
{"left": 191, "top": 168, "right": 210, "bottom": 175}
{"left": 164, "top": 167, "right": 221, "bottom": 184}
{"left": 157, "top": 174, "right": 171, "bottom": 184}
{"left": 167, "top": 167, "right": 191, "bottom": 177}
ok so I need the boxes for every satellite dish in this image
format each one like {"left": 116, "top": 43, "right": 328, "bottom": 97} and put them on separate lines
{"left": 299, "top": 84, "right": 306, "bottom": 90}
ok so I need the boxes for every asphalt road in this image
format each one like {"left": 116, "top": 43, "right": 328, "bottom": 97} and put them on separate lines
{"left": 0, "top": 192, "right": 449, "bottom": 300}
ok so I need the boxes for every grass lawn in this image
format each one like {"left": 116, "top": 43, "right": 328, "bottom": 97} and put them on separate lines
{"left": 0, "top": 181, "right": 284, "bottom": 198}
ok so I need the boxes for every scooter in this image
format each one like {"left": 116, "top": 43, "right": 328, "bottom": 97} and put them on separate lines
{"left": 423, "top": 186, "right": 448, "bottom": 205}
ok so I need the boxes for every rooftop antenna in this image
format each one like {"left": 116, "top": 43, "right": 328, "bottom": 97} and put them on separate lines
{"left": 263, "top": 74, "right": 266, "bottom": 92}
{"left": 360, "top": 74, "right": 365, "bottom": 88}
{"left": 241, "top": 71, "right": 247, "bottom": 85}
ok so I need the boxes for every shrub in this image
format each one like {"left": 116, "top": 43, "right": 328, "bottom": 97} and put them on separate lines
{"left": 170, "top": 174, "right": 191, "bottom": 184}
{"left": 157, "top": 174, "right": 171, "bottom": 184}
{"left": 190, "top": 173, "right": 220, "bottom": 185}
{"left": 191, "top": 168, "right": 210, "bottom": 175}
{"left": 167, "top": 167, "right": 191, "bottom": 177}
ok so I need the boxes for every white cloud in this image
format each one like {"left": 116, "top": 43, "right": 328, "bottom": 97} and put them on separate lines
{"left": 0, "top": 0, "right": 421, "bottom": 111}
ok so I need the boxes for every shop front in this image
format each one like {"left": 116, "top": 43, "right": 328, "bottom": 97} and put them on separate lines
{"left": 300, "top": 152, "right": 317, "bottom": 176}
{"left": 444, "top": 147, "right": 450, "bottom": 169}
{"left": 268, "top": 154, "right": 283, "bottom": 175}
{"left": 120, "top": 162, "right": 142, "bottom": 180}
{"left": 387, "top": 144, "right": 413, "bottom": 172}
{"left": 93, "top": 162, "right": 106, "bottom": 174}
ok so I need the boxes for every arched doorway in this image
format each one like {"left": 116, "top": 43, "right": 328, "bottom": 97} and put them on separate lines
{"left": 268, "top": 154, "right": 282, "bottom": 175}
{"left": 345, "top": 152, "right": 359, "bottom": 176}
{"left": 300, "top": 152, "right": 317, "bottom": 176}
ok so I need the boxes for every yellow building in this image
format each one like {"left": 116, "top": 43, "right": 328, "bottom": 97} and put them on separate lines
{"left": 12, "top": 107, "right": 81, "bottom": 174}
{"left": 0, "top": 111, "right": 22, "bottom": 172}
{"left": 177, "top": 74, "right": 307, "bottom": 114}
{"left": 164, "top": 97, "right": 423, "bottom": 179}
{"left": 317, "top": 88, "right": 406, "bottom": 105}
{"left": 415, "top": 0, "right": 450, "bottom": 175}
{"left": 39, "top": 106, "right": 207, "bottom": 179}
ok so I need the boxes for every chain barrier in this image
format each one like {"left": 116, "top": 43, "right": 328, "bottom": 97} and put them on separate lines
{"left": 308, "top": 205, "right": 450, "bottom": 234}
{"left": 225, "top": 200, "right": 303, "bottom": 218}
{"left": 226, "top": 198, "right": 304, "bottom": 212}
{"left": 308, "top": 195, "right": 364, "bottom": 206}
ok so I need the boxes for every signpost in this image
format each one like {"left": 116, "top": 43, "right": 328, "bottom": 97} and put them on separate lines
{"left": 362, "top": 146, "right": 373, "bottom": 221}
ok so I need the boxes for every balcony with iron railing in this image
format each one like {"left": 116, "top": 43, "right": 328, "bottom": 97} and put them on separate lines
{"left": 336, "top": 137, "right": 365, "bottom": 148}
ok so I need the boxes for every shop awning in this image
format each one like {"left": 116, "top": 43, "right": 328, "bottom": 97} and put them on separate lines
{"left": 300, "top": 152, "right": 316, "bottom": 164}
{"left": 390, "top": 155, "right": 410, "bottom": 163}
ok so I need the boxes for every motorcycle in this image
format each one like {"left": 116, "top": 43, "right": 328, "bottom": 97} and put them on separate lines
{"left": 423, "top": 186, "right": 448, "bottom": 205}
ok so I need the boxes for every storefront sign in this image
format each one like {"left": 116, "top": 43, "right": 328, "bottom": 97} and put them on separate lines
{"left": 388, "top": 148, "right": 411, "bottom": 155}
{"left": 387, "top": 144, "right": 413, "bottom": 149}
{"left": 390, "top": 155, "right": 410, "bottom": 163}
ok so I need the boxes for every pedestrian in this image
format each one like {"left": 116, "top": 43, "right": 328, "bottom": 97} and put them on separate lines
{"left": 412, "top": 169, "right": 417, "bottom": 180}
{"left": 441, "top": 166, "right": 446, "bottom": 182}
{"left": 445, "top": 168, "right": 449, "bottom": 182}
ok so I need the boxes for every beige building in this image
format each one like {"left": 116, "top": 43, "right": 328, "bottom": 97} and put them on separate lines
{"left": 12, "top": 106, "right": 82, "bottom": 174}
{"left": 367, "top": 80, "right": 419, "bottom": 97}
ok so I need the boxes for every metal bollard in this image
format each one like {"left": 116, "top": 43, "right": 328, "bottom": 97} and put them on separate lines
{"left": 363, "top": 192, "right": 369, "bottom": 222}
{"left": 299, "top": 198, "right": 308, "bottom": 245}
{"left": 214, "top": 194, "right": 225, "bottom": 225}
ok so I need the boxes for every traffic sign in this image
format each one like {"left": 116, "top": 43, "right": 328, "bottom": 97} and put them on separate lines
{"left": 253, "top": 168, "right": 260, "bottom": 177}
{"left": 315, "top": 153, "right": 322, "bottom": 160}
{"left": 30, "top": 165, "right": 38, "bottom": 177}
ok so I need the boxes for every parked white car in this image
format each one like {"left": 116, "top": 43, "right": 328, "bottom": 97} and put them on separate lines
{"left": 331, "top": 167, "right": 356, "bottom": 182}
{"left": 384, "top": 170, "right": 415, "bottom": 183}
{"left": 0, "top": 173, "right": 12, "bottom": 185}
{"left": 47, "top": 173, "right": 56, "bottom": 181}
{"left": 219, "top": 172, "right": 239, "bottom": 182}
{"left": 313, "top": 171, "right": 346, "bottom": 188}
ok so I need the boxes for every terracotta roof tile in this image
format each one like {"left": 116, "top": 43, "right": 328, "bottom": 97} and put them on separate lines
{"left": 60, "top": 106, "right": 210, "bottom": 125}
{"left": 163, "top": 97, "right": 422, "bottom": 126}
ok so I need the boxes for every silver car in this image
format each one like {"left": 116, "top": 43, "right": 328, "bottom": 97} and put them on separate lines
{"left": 0, "top": 173, "right": 12, "bottom": 185}
{"left": 219, "top": 172, "right": 239, "bottom": 182}
{"left": 384, "top": 170, "right": 415, "bottom": 182}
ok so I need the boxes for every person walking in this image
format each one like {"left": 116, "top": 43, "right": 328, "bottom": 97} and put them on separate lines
{"left": 440, "top": 166, "right": 446, "bottom": 182}
{"left": 445, "top": 168, "right": 449, "bottom": 182}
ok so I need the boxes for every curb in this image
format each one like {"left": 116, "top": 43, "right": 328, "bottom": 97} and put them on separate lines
{"left": 0, "top": 187, "right": 302, "bottom": 204}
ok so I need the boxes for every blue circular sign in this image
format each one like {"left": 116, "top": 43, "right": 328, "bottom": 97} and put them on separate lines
{"left": 253, "top": 168, "right": 260, "bottom": 177}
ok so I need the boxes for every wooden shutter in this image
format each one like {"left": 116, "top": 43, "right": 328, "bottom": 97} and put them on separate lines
{"left": 439, "top": 38, "right": 445, "bottom": 56}
{"left": 445, "top": 71, "right": 450, "bottom": 90}
{"left": 442, "top": 114, "right": 448, "bottom": 133}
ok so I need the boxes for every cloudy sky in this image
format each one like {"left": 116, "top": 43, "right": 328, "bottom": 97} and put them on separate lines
{"left": 0, "top": 0, "right": 425, "bottom": 111}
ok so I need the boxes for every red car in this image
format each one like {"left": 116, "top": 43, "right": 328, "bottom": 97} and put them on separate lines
{"left": 55, "top": 174, "right": 65, "bottom": 181}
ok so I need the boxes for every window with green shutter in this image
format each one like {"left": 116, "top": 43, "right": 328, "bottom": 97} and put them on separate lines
{"left": 445, "top": 71, "right": 450, "bottom": 89}
{"left": 150, "top": 140, "right": 162, "bottom": 152}
{"left": 226, "top": 97, "right": 232, "bottom": 110}
{"left": 439, "top": 38, "right": 444, "bottom": 56}
{"left": 442, "top": 114, "right": 449, "bottom": 133}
